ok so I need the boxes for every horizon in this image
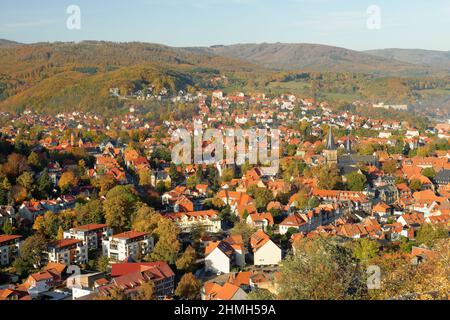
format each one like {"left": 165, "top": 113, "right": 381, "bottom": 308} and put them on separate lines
{"left": 0, "top": 0, "right": 449, "bottom": 51}
{"left": 2, "top": 38, "right": 449, "bottom": 53}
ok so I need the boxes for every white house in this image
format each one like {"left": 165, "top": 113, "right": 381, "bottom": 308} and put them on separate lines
{"left": 102, "top": 231, "right": 154, "bottom": 262}
{"left": 0, "top": 235, "right": 21, "bottom": 266}
{"left": 204, "top": 235, "right": 245, "bottom": 274}
{"left": 250, "top": 231, "right": 282, "bottom": 266}
{"left": 63, "top": 223, "right": 112, "bottom": 251}
{"left": 47, "top": 239, "right": 88, "bottom": 265}
{"left": 167, "top": 210, "right": 221, "bottom": 233}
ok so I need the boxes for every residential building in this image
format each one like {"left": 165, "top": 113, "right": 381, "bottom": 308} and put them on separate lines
{"left": 0, "top": 235, "right": 21, "bottom": 266}
{"left": 63, "top": 224, "right": 112, "bottom": 251}
{"left": 47, "top": 239, "right": 88, "bottom": 265}
{"left": 102, "top": 231, "right": 154, "bottom": 262}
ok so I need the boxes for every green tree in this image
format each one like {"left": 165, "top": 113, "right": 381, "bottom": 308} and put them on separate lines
{"left": 103, "top": 186, "right": 138, "bottom": 232}
{"left": 382, "top": 160, "right": 398, "bottom": 175}
{"left": 351, "top": 238, "right": 380, "bottom": 264}
{"left": 37, "top": 170, "right": 53, "bottom": 198}
{"left": 410, "top": 179, "right": 422, "bottom": 191}
{"left": 421, "top": 168, "right": 436, "bottom": 179}
{"left": 345, "top": 171, "right": 367, "bottom": 191}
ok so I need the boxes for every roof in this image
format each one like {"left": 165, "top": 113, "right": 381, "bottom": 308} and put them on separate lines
{"left": 111, "top": 262, "right": 174, "bottom": 280}
{"left": 204, "top": 282, "right": 241, "bottom": 300}
{"left": 112, "top": 230, "right": 148, "bottom": 241}
{"left": 48, "top": 238, "right": 82, "bottom": 249}
{"left": 280, "top": 214, "right": 307, "bottom": 227}
{"left": 250, "top": 230, "right": 272, "bottom": 252}
{"left": 72, "top": 223, "right": 108, "bottom": 232}
{"left": 0, "top": 234, "right": 21, "bottom": 245}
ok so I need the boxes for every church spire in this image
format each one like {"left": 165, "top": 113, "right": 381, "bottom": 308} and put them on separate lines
{"left": 326, "top": 125, "right": 336, "bottom": 150}
{"left": 345, "top": 133, "right": 352, "bottom": 154}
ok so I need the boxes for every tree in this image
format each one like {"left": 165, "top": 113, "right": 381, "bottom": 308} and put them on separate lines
{"left": 58, "top": 171, "right": 78, "bottom": 193}
{"left": 410, "top": 179, "right": 422, "bottom": 191}
{"left": 95, "top": 286, "right": 127, "bottom": 300}
{"left": 247, "top": 288, "right": 276, "bottom": 300}
{"left": 27, "top": 152, "right": 42, "bottom": 170}
{"left": 96, "top": 256, "right": 110, "bottom": 273}
{"left": 132, "top": 281, "right": 155, "bottom": 300}
{"left": 138, "top": 168, "right": 153, "bottom": 187}
{"left": 33, "top": 211, "right": 60, "bottom": 239}
{"left": 103, "top": 186, "right": 138, "bottom": 232}
{"left": 351, "top": 238, "right": 380, "bottom": 264}
{"left": 247, "top": 186, "right": 274, "bottom": 210}
{"left": 278, "top": 238, "right": 367, "bottom": 300}
{"left": 13, "top": 234, "right": 47, "bottom": 274}
{"left": 150, "top": 218, "right": 180, "bottom": 264}
{"left": 369, "top": 239, "right": 449, "bottom": 300}
{"left": 314, "top": 164, "right": 342, "bottom": 190}
{"left": 416, "top": 223, "right": 448, "bottom": 248}
{"left": 345, "top": 171, "right": 367, "bottom": 191}
{"left": 132, "top": 203, "right": 162, "bottom": 235}
{"left": 421, "top": 168, "right": 436, "bottom": 179}
{"left": 176, "top": 245, "right": 197, "bottom": 273}
{"left": 76, "top": 199, "right": 105, "bottom": 225}
{"left": 17, "top": 171, "right": 34, "bottom": 194}
{"left": 382, "top": 160, "right": 398, "bottom": 175}
{"left": 37, "top": 170, "right": 53, "bottom": 198}
{"left": 2, "top": 218, "right": 14, "bottom": 235}
{"left": 175, "top": 273, "right": 202, "bottom": 300}
{"left": 231, "top": 222, "right": 257, "bottom": 245}
{"left": 56, "top": 226, "right": 64, "bottom": 240}
{"left": 2, "top": 153, "right": 29, "bottom": 180}
{"left": 94, "top": 175, "right": 117, "bottom": 196}
{"left": 292, "top": 189, "right": 309, "bottom": 209}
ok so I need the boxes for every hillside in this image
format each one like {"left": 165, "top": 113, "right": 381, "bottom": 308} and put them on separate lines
{"left": 192, "top": 43, "right": 434, "bottom": 75}
{"left": 365, "top": 48, "right": 450, "bottom": 69}
{"left": 0, "top": 41, "right": 448, "bottom": 114}
{"left": 0, "top": 41, "right": 264, "bottom": 112}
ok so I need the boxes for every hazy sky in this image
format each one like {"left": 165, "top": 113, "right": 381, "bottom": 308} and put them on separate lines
{"left": 0, "top": 0, "right": 449, "bottom": 50}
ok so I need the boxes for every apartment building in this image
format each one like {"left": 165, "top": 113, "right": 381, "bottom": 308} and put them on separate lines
{"left": 0, "top": 235, "right": 21, "bottom": 266}
{"left": 102, "top": 231, "right": 154, "bottom": 262}
{"left": 63, "top": 223, "right": 112, "bottom": 251}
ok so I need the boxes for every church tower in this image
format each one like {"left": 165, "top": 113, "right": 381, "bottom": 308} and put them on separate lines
{"left": 323, "top": 125, "right": 338, "bottom": 164}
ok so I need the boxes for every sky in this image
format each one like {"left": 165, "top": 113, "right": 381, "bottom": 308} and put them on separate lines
{"left": 0, "top": 0, "right": 449, "bottom": 51}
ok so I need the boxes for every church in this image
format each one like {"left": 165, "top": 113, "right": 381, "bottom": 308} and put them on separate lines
{"left": 323, "top": 126, "right": 378, "bottom": 173}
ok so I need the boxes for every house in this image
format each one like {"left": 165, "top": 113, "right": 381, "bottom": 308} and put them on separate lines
{"left": 47, "top": 239, "right": 88, "bottom": 265}
{"left": 246, "top": 212, "right": 274, "bottom": 231}
{"left": 204, "top": 236, "right": 245, "bottom": 274}
{"left": 167, "top": 210, "right": 221, "bottom": 233}
{"left": 0, "top": 235, "right": 21, "bottom": 266}
{"left": 202, "top": 282, "right": 248, "bottom": 300}
{"left": 151, "top": 170, "right": 172, "bottom": 188}
{"left": 66, "top": 272, "right": 106, "bottom": 300}
{"left": 397, "top": 212, "right": 425, "bottom": 239}
{"left": 109, "top": 262, "right": 175, "bottom": 298}
{"left": 102, "top": 231, "right": 154, "bottom": 262}
{"left": 372, "top": 202, "right": 392, "bottom": 221}
{"left": 279, "top": 213, "right": 308, "bottom": 235}
{"left": 21, "top": 263, "right": 67, "bottom": 296}
{"left": 250, "top": 231, "right": 282, "bottom": 266}
{"left": 63, "top": 224, "right": 112, "bottom": 251}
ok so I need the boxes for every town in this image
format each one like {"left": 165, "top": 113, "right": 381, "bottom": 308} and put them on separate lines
{"left": 0, "top": 87, "right": 448, "bottom": 301}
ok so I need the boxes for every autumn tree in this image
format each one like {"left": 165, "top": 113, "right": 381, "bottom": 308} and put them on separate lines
{"left": 176, "top": 245, "right": 197, "bottom": 273}
{"left": 416, "top": 223, "right": 448, "bottom": 248}
{"left": 382, "top": 160, "right": 398, "bottom": 175}
{"left": 150, "top": 218, "right": 180, "bottom": 264}
{"left": 175, "top": 273, "right": 202, "bottom": 300}
{"left": 247, "top": 288, "right": 276, "bottom": 300}
{"left": 351, "top": 238, "right": 380, "bottom": 264}
{"left": 13, "top": 234, "right": 47, "bottom": 275}
{"left": 132, "top": 203, "right": 162, "bottom": 235}
{"left": 132, "top": 281, "right": 155, "bottom": 300}
{"left": 278, "top": 238, "right": 367, "bottom": 300}
{"left": 58, "top": 171, "right": 79, "bottom": 193}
